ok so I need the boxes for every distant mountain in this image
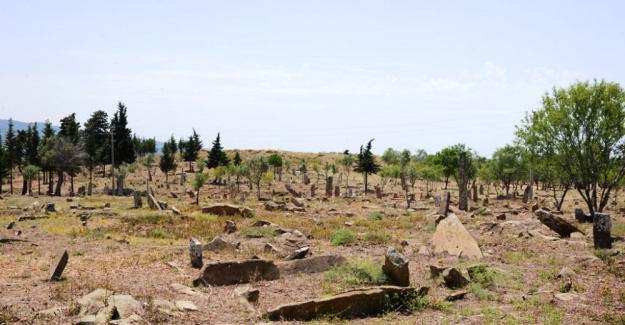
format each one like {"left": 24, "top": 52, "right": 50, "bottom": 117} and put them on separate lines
{"left": 0, "top": 119, "right": 163, "bottom": 154}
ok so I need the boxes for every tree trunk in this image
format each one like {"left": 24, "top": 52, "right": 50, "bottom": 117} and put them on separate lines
{"left": 48, "top": 172, "right": 54, "bottom": 196}
{"left": 54, "top": 171, "right": 63, "bottom": 196}
{"left": 364, "top": 173, "right": 369, "bottom": 193}
{"left": 88, "top": 168, "right": 93, "bottom": 196}
{"left": 70, "top": 175, "right": 75, "bottom": 196}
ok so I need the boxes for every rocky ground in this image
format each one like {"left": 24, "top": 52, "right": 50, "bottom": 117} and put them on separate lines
{"left": 1, "top": 160, "right": 625, "bottom": 324}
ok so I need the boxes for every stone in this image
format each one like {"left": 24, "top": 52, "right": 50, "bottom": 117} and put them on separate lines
{"left": 109, "top": 294, "right": 143, "bottom": 318}
{"left": 171, "top": 206, "right": 181, "bottom": 215}
{"left": 286, "top": 246, "right": 310, "bottom": 260}
{"left": 310, "top": 184, "right": 316, "bottom": 197}
{"left": 45, "top": 203, "right": 57, "bottom": 212}
{"left": 223, "top": 220, "right": 237, "bottom": 234}
{"left": 189, "top": 238, "right": 203, "bottom": 269}
{"left": 325, "top": 177, "right": 333, "bottom": 196}
{"left": 170, "top": 192, "right": 178, "bottom": 199}
{"left": 49, "top": 250, "right": 69, "bottom": 281}
{"left": 334, "top": 186, "right": 340, "bottom": 197}
{"left": 285, "top": 184, "right": 301, "bottom": 198}
{"left": 291, "top": 198, "right": 305, "bottom": 208}
{"left": 445, "top": 290, "right": 469, "bottom": 301}
{"left": 170, "top": 283, "right": 203, "bottom": 296}
{"left": 531, "top": 203, "right": 539, "bottom": 212}
{"left": 472, "top": 185, "right": 478, "bottom": 202}
{"left": 432, "top": 214, "right": 483, "bottom": 260}
{"left": 175, "top": 300, "right": 198, "bottom": 311}
{"left": 233, "top": 285, "right": 260, "bottom": 314}
{"left": 264, "top": 243, "right": 284, "bottom": 256}
{"left": 439, "top": 192, "right": 450, "bottom": 216}
{"left": 429, "top": 265, "right": 446, "bottom": 278}
{"left": 252, "top": 220, "right": 272, "bottom": 227}
{"left": 374, "top": 186, "right": 382, "bottom": 199}
{"left": 277, "top": 255, "right": 346, "bottom": 276}
{"left": 264, "top": 286, "right": 419, "bottom": 321}
{"left": 483, "top": 197, "right": 489, "bottom": 206}
{"left": 77, "top": 289, "right": 113, "bottom": 316}
{"left": 534, "top": 209, "right": 584, "bottom": 238}
{"left": 202, "top": 204, "right": 254, "bottom": 217}
{"left": 6, "top": 221, "right": 15, "bottom": 230}
{"left": 554, "top": 293, "right": 581, "bottom": 302}
{"left": 382, "top": 247, "right": 410, "bottom": 287}
{"left": 593, "top": 212, "right": 612, "bottom": 249}
{"left": 264, "top": 201, "right": 284, "bottom": 211}
{"left": 575, "top": 208, "right": 593, "bottom": 223}
{"left": 496, "top": 213, "right": 506, "bottom": 220}
{"left": 434, "top": 195, "right": 441, "bottom": 207}
{"left": 132, "top": 191, "right": 142, "bottom": 208}
{"left": 443, "top": 268, "right": 470, "bottom": 288}
{"left": 458, "top": 152, "right": 469, "bottom": 211}
{"left": 203, "top": 237, "right": 238, "bottom": 252}
{"left": 194, "top": 259, "right": 280, "bottom": 286}
{"left": 557, "top": 267, "right": 576, "bottom": 279}
{"left": 418, "top": 246, "right": 430, "bottom": 256}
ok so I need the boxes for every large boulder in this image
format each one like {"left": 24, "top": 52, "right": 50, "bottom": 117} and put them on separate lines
{"left": 431, "top": 214, "right": 483, "bottom": 260}
{"left": 194, "top": 259, "right": 280, "bottom": 286}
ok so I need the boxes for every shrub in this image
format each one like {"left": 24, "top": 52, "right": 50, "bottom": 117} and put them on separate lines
{"left": 331, "top": 229, "right": 356, "bottom": 246}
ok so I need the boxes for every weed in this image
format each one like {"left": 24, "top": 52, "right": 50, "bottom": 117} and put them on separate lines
{"left": 241, "top": 227, "right": 277, "bottom": 238}
{"left": 330, "top": 229, "right": 356, "bottom": 246}
{"left": 322, "top": 259, "right": 388, "bottom": 294}
{"left": 541, "top": 304, "right": 564, "bottom": 325}
{"left": 368, "top": 211, "right": 385, "bottom": 220}
{"left": 362, "top": 232, "right": 390, "bottom": 245}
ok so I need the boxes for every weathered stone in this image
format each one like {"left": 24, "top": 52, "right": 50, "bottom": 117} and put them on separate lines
{"left": 291, "top": 198, "right": 305, "bottom": 208}
{"left": 77, "top": 289, "right": 113, "bottom": 316}
{"left": 286, "top": 246, "right": 310, "bottom": 260}
{"left": 443, "top": 268, "right": 470, "bottom": 288}
{"left": 285, "top": 184, "right": 301, "bottom": 198}
{"left": 429, "top": 265, "right": 446, "bottom": 278}
{"left": 472, "top": 185, "right": 478, "bottom": 202}
{"left": 593, "top": 213, "right": 612, "bottom": 249}
{"left": 252, "top": 220, "right": 272, "bottom": 227}
{"left": 496, "top": 213, "right": 506, "bottom": 220}
{"left": 310, "top": 184, "right": 316, "bottom": 198}
{"left": 432, "top": 214, "right": 483, "bottom": 260}
{"left": 203, "top": 237, "right": 238, "bottom": 252}
{"left": 45, "top": 203, "right": 57, "bottom": 212}
{"left": 202, "top": 204, "right": 253, "bottom": 217}
{"left": 458, "top": 152, "right": 469, "bottom": 211}
{"left": 557, "top": 267, "right": 576, "bottom": 279}
{"left": 170, "top": 192, "right": 178, "bottom": 199}
{"left": 233, "top": 285, "right": 260, "bottom": 303}
{"left": 175, "top": 300, "right": 198, "bottom": 311}
{"left": 49, "top": 250, "right": 69, "bottom": 281}
{"left": 223, "top": 220, "right": 237, "bottom": 234}
{"left": 483, "top": 197, "right": 489, "bottom": 206}
{"left": 438, "top": 192, "right": 450, "bottom": 216}
{"left": 445, "top": 290, "right": 469, "bottom": 301}
{"left": 534, "top": 209, "right": 584, "bottom": 238}
{"left": 170, "top": 283, "right": 203, "bottom": 296}
{"left": 194, "top": 260, "right": 280, "bottom": 286}
{"left": 171, "top": 206, "right": 181, "bottom": 215}
{"left": 531, "top": 203, "right": 539, "bottom": 212}
{"left": 264, "top": 286, "right": 419, "bottom": 321}
{"left": 325, "top": 177, "right": 333, "bottom": 196}
{"left": 264, "top": 243, "right": 284, "bottom": 256}
{"left": 277, "top": 255, "right": 346, "bottom": 276}
{"left": 382, "top": 247, "right": 410, "bottom": 287}
{"left": 190, "top": 238, "right": 203, "bottom": 269}
{"left": 374, "top": 186, "right": 382, "bottom": 199}
{"left": 6, "top": 221, "right": 15, "bottom": 230}
{"left": 575, "top": 208, "right": 593, "bottom": 223}
{"left": 334, "top": 186, "right": 340, "bottom": 197}
{"left": 132, "top": 191, "right": 142, "bottom": 208}
{"left": 264, "top": 201, "right": 284, "bottom": 211}
{"left": 109, "top": 294, "right": 144, "bottom": 318}
{"left": 434, "top": 195, "right": 441, "bottom": 207}
{"left": 554, "top": 293, "right": 582, "bottom": 302}
{"left": 418, "top": 246, "right": 430, "bottom": 256}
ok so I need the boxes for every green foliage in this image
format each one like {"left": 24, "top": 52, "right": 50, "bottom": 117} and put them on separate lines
{"left": 362, "top": 232, "right": 390, "bottom": 244}
{"left": 206, "top": 133, "right": 230, "bottom": 168}
{"left": 241, "top": 227, "right": 277, "bottom": 238}
{"left": 243, "top": 156, "right": 269, "bottom": 199}
{"left": 232, "top": 151, "right": 242, "bottom": 166}
{"left": 322, "top": 260, "right": 389, "bottom": 294}
{"left": 491, "top": 145, "right": 526, "bottom": 195}
{"left": 337, "top": 154, "right": 355, "bottom": 186}
{"left": 111, "top": 102, "right": 136, "bottom": 166}
{"left": 330, "top": 229, "right": 356, "bottom": 246}
{"left": 182, "top": 129, "right": 203, "bottom": 170}
{"left": 517, "top": 80, "right": 625, "bottom": 216}
{"left": 159, "top": 135, "right": 178, "bottom": 182}
{"left": 354, "top": 139, "right": 381, "bottom": 192}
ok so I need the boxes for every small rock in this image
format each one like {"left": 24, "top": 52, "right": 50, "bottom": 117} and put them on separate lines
{"left": 417, "top": 246, "right": 430, "bottom": 256}
{"left": 286, "top": 246, "right": 310, "bottom": 260}
{"left": 443, "top": 268, "right": 470, "bottom": 288}
{"left": 223, "top": 220, "right": 237, "bottom": 234}
{"left": 445, "top": 290, "right": 468, "bottom": 301}
{"left": 7, "top": 221, "right": 15, "bottom": 230}
{"left": 170, "top": 283, "right": 202, "bottom": 296}
{"left": 496, "top": 213, "right": 506, "bottom": 220}
{"left": 554, "top": 293, "right": 581, "bottom": 302}
{"left": 557, "top": 267, "right": 576, "bottom": 279}
{"left": 175, "top": 300, "right": 198, "bottom": 311}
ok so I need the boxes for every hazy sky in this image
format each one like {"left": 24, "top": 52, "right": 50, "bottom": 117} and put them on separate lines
{"left": 1, "top": 1, "right": 624, "bottom": 157}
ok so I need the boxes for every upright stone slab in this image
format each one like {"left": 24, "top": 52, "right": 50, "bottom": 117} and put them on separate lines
{"left": 472, "top": 185, "right": 478, "bottom": 202}
{"left": 49, "top": 250, "right": 69, "bottom": 281}
{"left": 438, "top": 192, "right": 450, "bottom": 216}
{"left": 133, "top": 191, "right": 143, "bottom": 208}
{"left": 303, "top": 174, "right": 310, "bottom": 185}
{"left": 347, "top": 188, "right": 353, "bottom": 198}
{"left": 432, "top": 214, "right": 483, "bottom": 260}
{"left": 522, "top": 186, "right": 531, "bottom": 204}
{"left": 382, "top": 247, "right": 410, "bottom": 287}
{"left": 458, "top": 152, "right": 468, "bottom": 211}
{"left": 374, "top": 186, "right": 382, "bottom": 199}
{"left": 190, "top": 238, "right": 203, "bottom": 269}
{"left": 325, "top": 177, "right": 333, "bottom": 196}
{"left": 575, "top": 208, "right": 593, "bottom": 223}
{"left": 479, "top": 184, "right": 484, "bottom": 195}
{"left": 434, "top": 195, "right": 441, "bottom": 207}
{"left": 310, "top": 184, "right": 316, "bottom": 198}
{"left": 593, "top": 213, "right": 612, "bottom": 249}
{"left": 334, "top": 186, "right": 340, "bottom": 197}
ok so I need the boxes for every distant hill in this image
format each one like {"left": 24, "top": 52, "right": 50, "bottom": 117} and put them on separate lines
{"left": 0, "top": 119, "right": 163, "bottom": 153}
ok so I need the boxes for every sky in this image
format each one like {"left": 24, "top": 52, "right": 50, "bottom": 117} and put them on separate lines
{"left": 1, "top": 1, "right": 624, "bottom": 157}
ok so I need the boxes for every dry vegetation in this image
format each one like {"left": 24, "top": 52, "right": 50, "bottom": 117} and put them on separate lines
{"left": 1, "top": 150, "right": 625, "bottom": 324}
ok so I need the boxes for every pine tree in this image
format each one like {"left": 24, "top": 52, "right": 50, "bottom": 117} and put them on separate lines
{"left": 83, "top": 110, "right": 110, "bottom": 194}
{"left": 59, "top": 113, "right": 81, "bottom": 144}
{"left": 183, "top": 129, "right": 203, "bottom": 172}
{"left": 206, "top": 133, "right": 230, "bottom": 168}
{"left": 354, "top": 139, "right": 381, "bottom": 193}
{"left": 233, "top": 152, "right": 242, "bottom": 166}
{"left": 159, "top": 136, "right": 178, "bottom": 187}
{"left": 111, "top": 102, "right": 136, "bottom": 166}
{"left": 0, "top": 134, "right": 6, "bottom": 193}
{"left": 4, "top": 118, "right": 18, "bottom": 194}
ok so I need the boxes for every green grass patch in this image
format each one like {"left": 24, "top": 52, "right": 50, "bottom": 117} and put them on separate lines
{"left": 362, "top": 232, "right": 390, "bottom": 245}
{"left": 240, "top": 227, "right": 277, "bottom": 238}
{"left": 330, "top": 229, "right": 356, "bottom": 246}
{"left": 322, "top": 259, "right": 388, "bottom": 294}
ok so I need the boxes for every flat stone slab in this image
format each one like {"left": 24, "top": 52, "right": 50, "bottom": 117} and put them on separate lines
{"left": 170, "top": 283, "right": 203, "bottom": 296}
{"left": 194, "top": 259, "right": 280, "bottom": 286}
{"left": 277, "top": 255, "right": 346, "bottom": 276}
{"left": 264, "top": 286, "right": 418, "bottom": 321}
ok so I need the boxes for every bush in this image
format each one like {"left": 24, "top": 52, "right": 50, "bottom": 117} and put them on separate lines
{"left": 331, "top": 229, "right": 356, "bottom": 246}
{"left": 322, "top": 260, "right": 388, "bottom": 294}
{"left": 363, "top": 232, "right": 390, "bottom": 245}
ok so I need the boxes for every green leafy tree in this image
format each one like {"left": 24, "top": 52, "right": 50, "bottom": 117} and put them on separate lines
{"left": 159, "top": 136, "right": 178, "bottom": 187}
{"left": 191, "top": 172, "right": 209, "bottom": 205}
{"left": 206, "top": 133, "right": 230, "bottom": 169}
{"left": 407, "top": 162, "right": 419, "bottom": 189}
{"left": 40, "top": 136, "right": 86, "bottom": 196}
{"left": 267, "top": 153, "right": 283, "bottom": 179}
{"left": 338, "top": 154, "right": 355, "bottom": 188}
{"left": 516, "top": 80, "right": 625, "bottom": 222}
{"left": 140, "top": 153, "right": 155, "bottom": 186}
{"left": 232, "top": 152, "right": 242, "bottom": 166}
{"left": 243, "top": 156, "right": 269, "bottom": 199}
{"left": 111, "top": 102, "right": 136, "bottom": 167}
{"left": 381, "top": 148, "right": 399, "bottom": 166}
{"left": 491, "top": 145, "right": 525, "bottom": 196}
{"left": 434, "top": 144, "right": 477, "bottom": 190}
{"left": 83, "top": 110, "right": 110, "bottom": 194}
{"left": 59, "top": 113, "right": 81, "bottom": 144}
{"left": 183, "top": 129, "right": 203, "bottom": 172}
{"left": 21, "top": 165, "right": 40, "bottom": 195}
{"left": 39, "top": 121, "right": 56, "bottom": 194}
{"left": 354, "top": 139, "right": 381, "bottom": 193}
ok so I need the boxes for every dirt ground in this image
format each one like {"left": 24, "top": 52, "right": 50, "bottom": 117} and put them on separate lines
{"left": 1, "top": 153, "right": 625, "bottom": 324}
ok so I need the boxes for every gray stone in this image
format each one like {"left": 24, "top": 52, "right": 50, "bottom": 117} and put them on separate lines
{"left": 458, "top": 152, "right": 469, "bottom": 211}
{"left": 264, "top": 286, "right": 420, "bottom": 321}
{"left": 175, "top": 300, "right": 198, "bottom": 311}
{"left": 277, "top": 255, "right": 346, "bottom": 276}
{"left": 45, "top": 203, "right": 57, "bottom": 212}
{"left": 382, "top": 247, "right": 410, "bottom": 287}
{"left": 264, "top": 243, "right": 284, "bottom": 256}
{"left": 438, "top": 192, "right": 450, "bottom": 216}
{"left": 170, "top": 283, "right": 203, "bottom": 296}
{"left": 575, "top": 208, "right": 592, "bottom": 223}
{"left": 432, "top": 214, "right": 483, "bottom": 260}
{"left": 429, "top": 265, "right": 446, "bottom": 278}
{"left": 194, "top": 259, "right": 280, "bottom": 286}
{"left": 202, "top": 204, "right": 254, "bottom": 217}
{"left": 189, "top": 238, "right": 203, "bottom": 269}
{"left": 443, "top": 268, "right": 470, "bottom": 288}
{"left": 291, "top": 198, "right": 305, "bottom": 208}
{"left": 203, "top": 236, "right": 238, "bottom": 252}
{"left": 132, "top": 191, "right": 142, "bottom": 208}
{"left": 49, "top": 250, "right": 69, "bottom": 281}
{"left": 286, "top": 246, "right": 310, "bottom": 260}
{"left": 557, "top": 267, "right": 576, "bottom": 279}
{"left": 534, "top": 209, "right": 584, "bottom": 238}
{"left": 418, "top": 246, "right": 431, "bottom": 256}
{"left": 445, "top": 290, "right": 468, "bottom": 301}
{"left": 326, "top": 177, "right": 333, "bottom": 196}
{"left": 593, "top": 213, "right": 612, "bottom": 249}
